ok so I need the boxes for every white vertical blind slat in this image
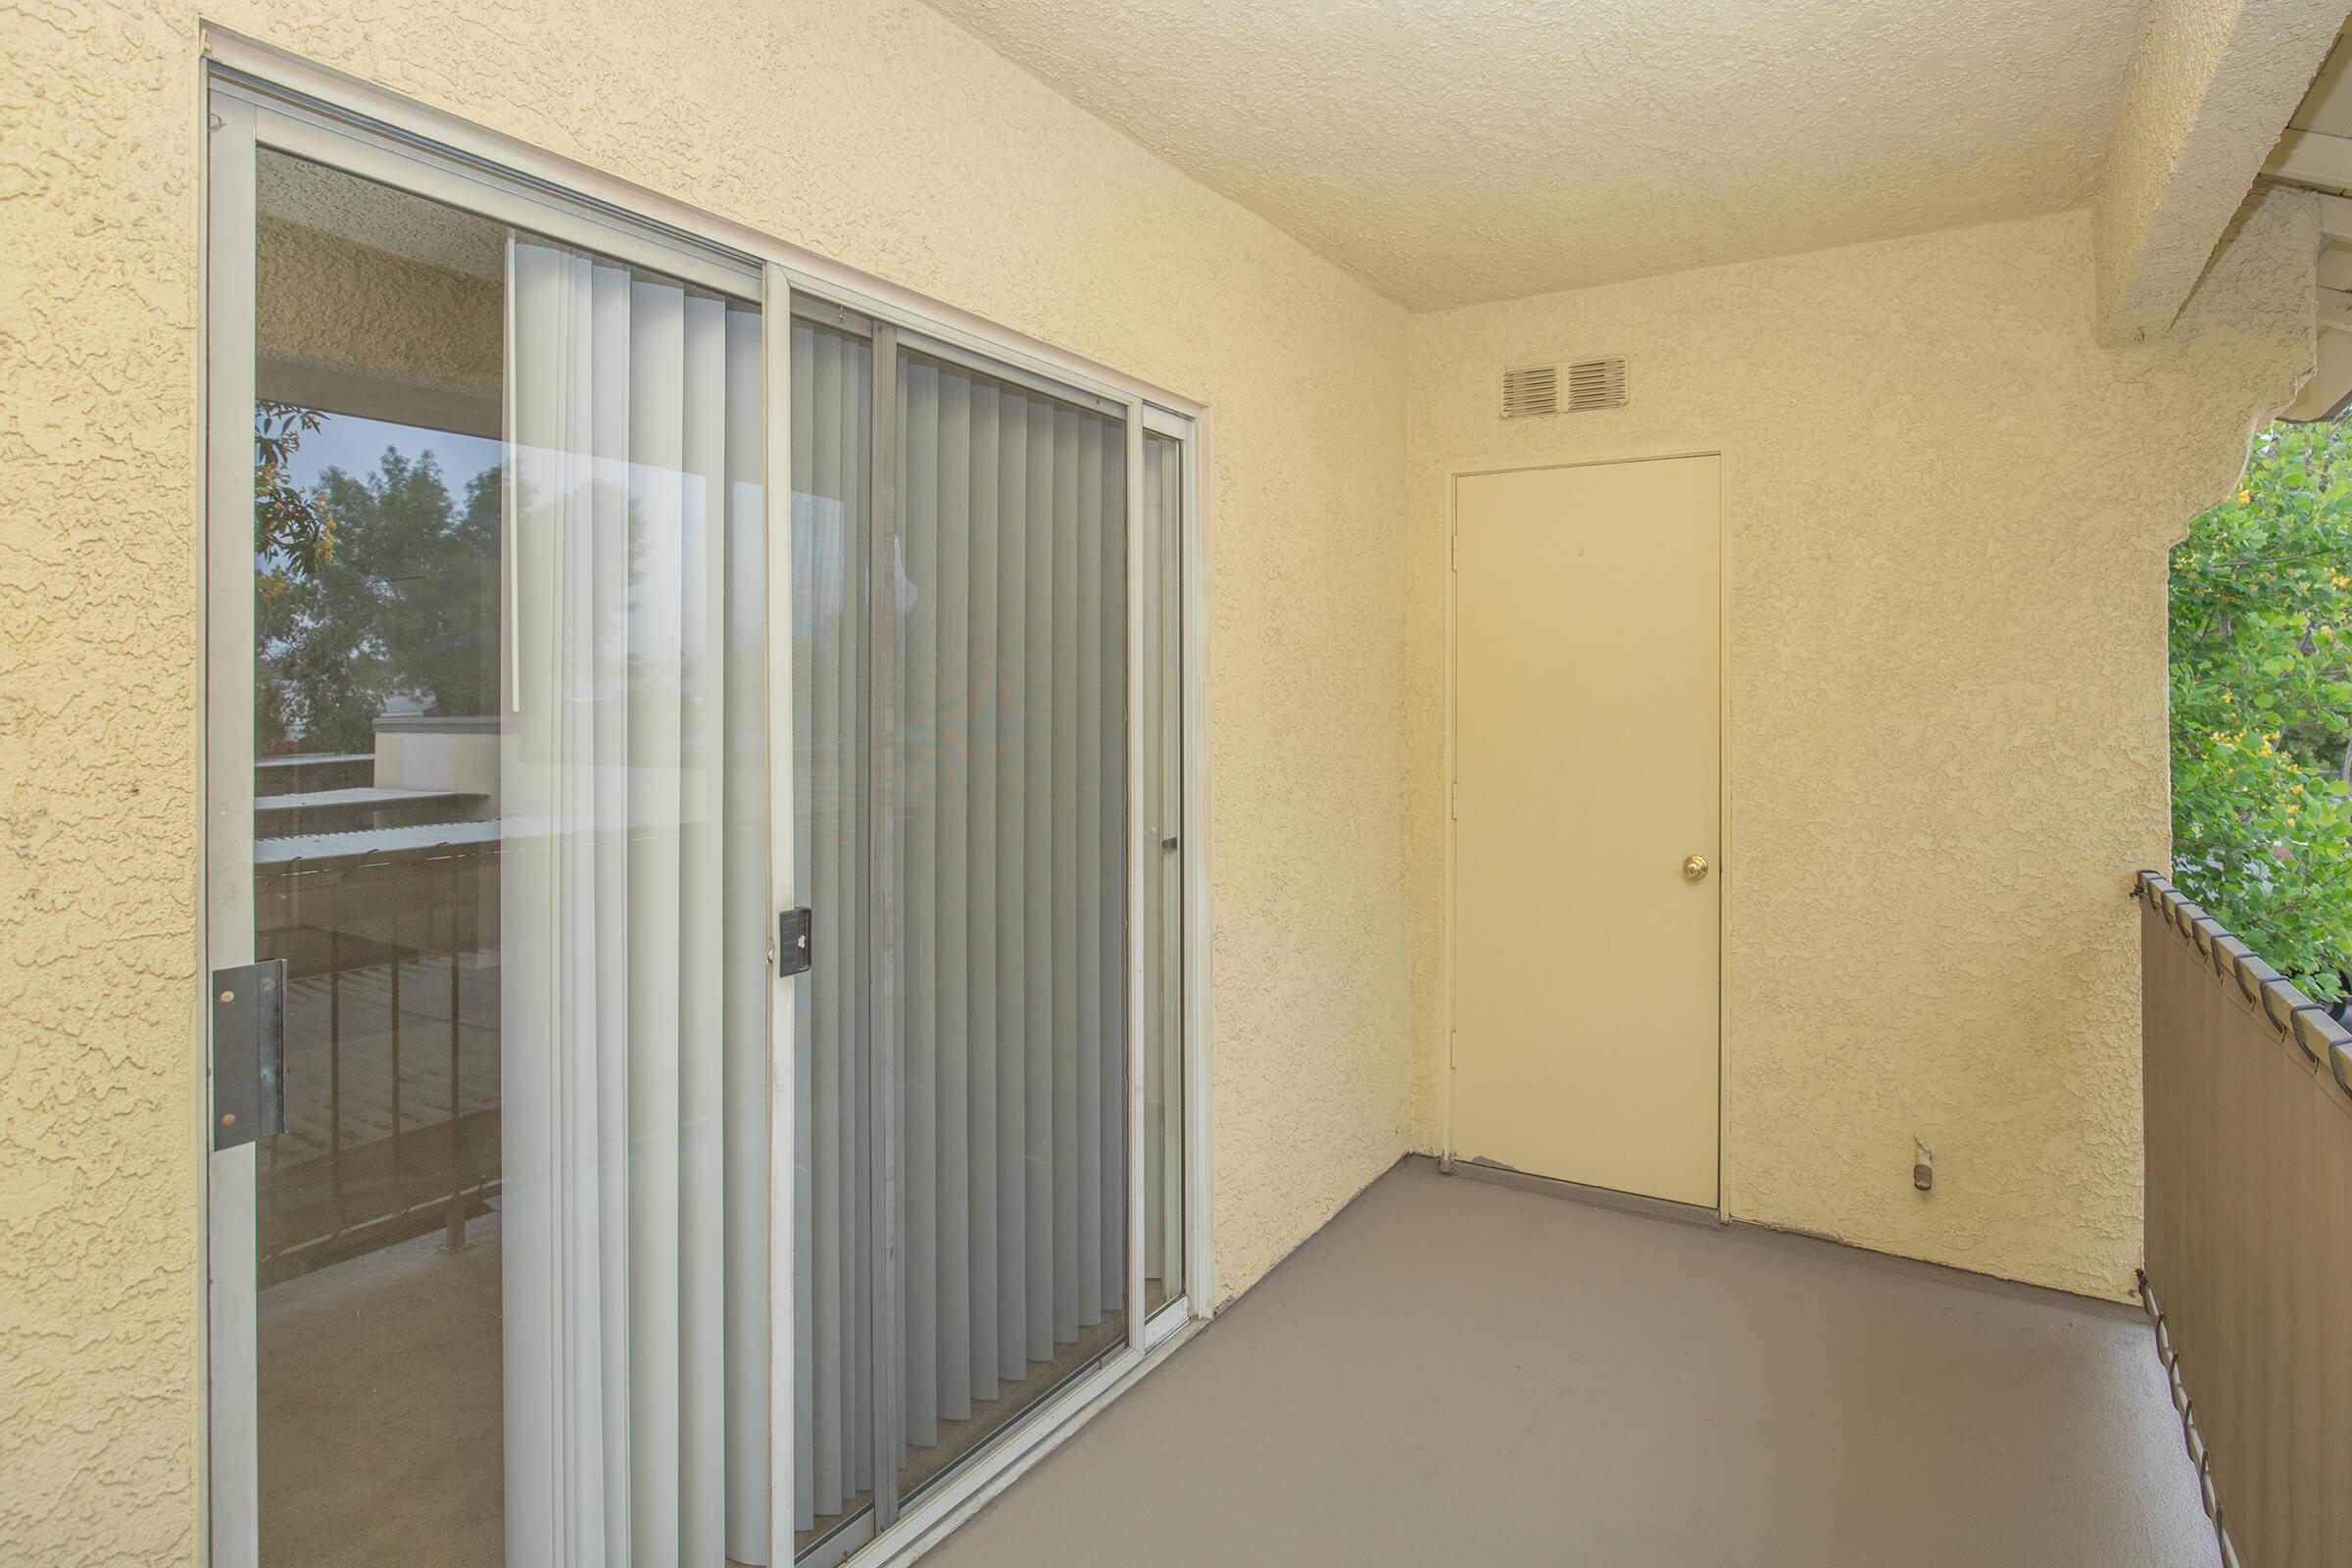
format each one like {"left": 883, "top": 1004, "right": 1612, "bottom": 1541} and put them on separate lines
{"left": 676, "top": 290, "right": 730, "bottom": 1568}
{"left": 901, "top": 356, "right": 940, "bottom": 1452}
{"left": 1049, "top": 406, "right": 1079, "bottom": 1349}
{"left": 965, "top": 378, "right": 1003, "bottom": 1407}
{"left": 624, "top": 279, "right": 687, "bottom": 1568}
{"left": 937, "top": 368, "right": 975, "bottom": 1425}
{"left": 994, "top": 394, "right": 1031, "bottom": 1384}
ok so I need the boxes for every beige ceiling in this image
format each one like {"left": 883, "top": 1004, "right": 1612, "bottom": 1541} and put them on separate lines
{"left": 923, "top": 0, "right": 2153, "bottom": 311}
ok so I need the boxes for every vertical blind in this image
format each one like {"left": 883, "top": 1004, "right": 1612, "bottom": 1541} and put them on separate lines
{"left": 501, "top": 238, "right": 771, "bottom": 1568}
{"left": 892, "top": 350, "right": 1129, "bottom": 1457}
{"left": 790, "top": 327, "right": 1138, "bottom": 1534}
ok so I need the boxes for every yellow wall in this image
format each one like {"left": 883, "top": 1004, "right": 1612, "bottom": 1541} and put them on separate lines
{"left": 0, "top": 1, "right": 1411, "bottom": 1558}
{"left": 1405, "top": 193, "right": 2320, "bottom": 1300}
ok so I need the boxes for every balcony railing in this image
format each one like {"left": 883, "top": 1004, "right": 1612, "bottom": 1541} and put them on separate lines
{"left": 2136, "top": 870, "right": 2352, "bottom": 1568}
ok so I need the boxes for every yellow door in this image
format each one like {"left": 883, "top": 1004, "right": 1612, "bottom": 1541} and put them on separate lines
{"left": 1450, "top": 456, "right": 1721, "bottom": 1207}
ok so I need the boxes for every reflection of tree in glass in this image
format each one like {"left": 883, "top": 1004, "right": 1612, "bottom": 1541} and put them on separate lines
{"left": 256, "top": 402, "right": 338, "bottom": 583}
{"left": 257, "top": 405, "right": 501, "bottom": 756}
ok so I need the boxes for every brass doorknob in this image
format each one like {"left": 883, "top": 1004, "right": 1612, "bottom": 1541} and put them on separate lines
{"left": 1683, "top": 855, "right": 1710, "bottom": 881}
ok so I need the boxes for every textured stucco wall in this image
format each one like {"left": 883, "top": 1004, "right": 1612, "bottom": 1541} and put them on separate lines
{"left": 1405, "top": 195, "right": 2320, "bottom": 1302}
{"left": 0, "top": 2, "right": 1410, "bottom": 1559}
{"left": 2091, "top": 0, "right": 2341, "bottom": 340}
{"left": 257, "top": 215, "right": 503, "bottom": 404}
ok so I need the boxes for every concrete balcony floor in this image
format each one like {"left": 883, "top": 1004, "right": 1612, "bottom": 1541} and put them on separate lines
{"left": 927, "top": 1159, "right": 2212, "bottom": 1567}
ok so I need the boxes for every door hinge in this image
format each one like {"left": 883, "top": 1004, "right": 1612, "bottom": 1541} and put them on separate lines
{"left": 1449, "top": 781, "right": 1459, "bottom": 820}
{"left": 777, "top": 906, "right": 812, "bottom": 977}
{"left": 1448, "top": 531, "right": 1459, "bottom": 572}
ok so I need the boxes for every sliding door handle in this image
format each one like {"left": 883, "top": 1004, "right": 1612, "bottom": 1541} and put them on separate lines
{"left": 778, "top": 907, "right": 812, "bottom": 977}
{"left": 212, "top": 958, "right": 286, "bottom": 1152}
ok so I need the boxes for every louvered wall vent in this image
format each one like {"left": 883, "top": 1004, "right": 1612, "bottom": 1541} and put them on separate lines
{"left": 1500, "top": 356, "right": 1629, "bottom": 418}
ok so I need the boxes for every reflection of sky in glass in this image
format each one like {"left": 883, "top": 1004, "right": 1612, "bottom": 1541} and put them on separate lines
{"left": 288, "top": 413, "right": 502, "bottom": 494}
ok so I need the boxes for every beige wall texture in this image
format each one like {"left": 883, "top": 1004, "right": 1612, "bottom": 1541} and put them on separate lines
{"left": 0, "top": 1, "right": 1411, "bottom": 1560}
{"left": 1405, "top": 192, "right": 2321, "bottom": 1301}
{"left": 2091, "top": 0, "right": 2344, "bottom": 340}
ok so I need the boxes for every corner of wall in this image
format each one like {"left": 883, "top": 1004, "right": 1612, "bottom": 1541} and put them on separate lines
{"left": 1398, "top": 199, "right": 2322, "bottom": 1300}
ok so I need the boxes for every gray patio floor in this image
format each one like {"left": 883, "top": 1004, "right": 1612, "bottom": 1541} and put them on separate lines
{"left": 924, "top": 1158, "right": 2213, "bottom": 1567}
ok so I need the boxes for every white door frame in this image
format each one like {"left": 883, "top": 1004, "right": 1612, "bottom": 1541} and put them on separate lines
{"left": 198, "top": 39, "right": 1216, "bottom": 1568}
{"left": 1439, "top": 448, "right": 1733, "bottom": 1222}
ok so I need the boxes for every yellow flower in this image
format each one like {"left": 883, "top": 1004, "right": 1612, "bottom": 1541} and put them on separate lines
{"left": 2238, "top": 490, "right": 2252, "bottom": 504}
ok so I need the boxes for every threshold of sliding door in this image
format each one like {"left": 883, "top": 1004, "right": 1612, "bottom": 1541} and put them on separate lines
{"left": 798, "top": 1508, "right": 876, "bottom": 1568}
{"left": 846, "top": 1301, "right": 1200, "bottom": 1568}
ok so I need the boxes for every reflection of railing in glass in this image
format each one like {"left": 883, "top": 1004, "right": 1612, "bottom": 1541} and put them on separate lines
{"left": 254, "top": 741, "right": 501, "bottom": 1284}
{"left": 250, "top": 391, "right": 508, "bottom": 1282}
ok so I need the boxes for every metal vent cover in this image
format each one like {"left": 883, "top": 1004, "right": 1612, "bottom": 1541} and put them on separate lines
{"left": 1500, "top": 363, "right": 1558, "bottom": 419}
{"left": 1500, "top": 356, "right": 1628, "bottom": 417}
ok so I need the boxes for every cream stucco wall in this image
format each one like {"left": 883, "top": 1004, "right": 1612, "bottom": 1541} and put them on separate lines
{"left": 0, "top": 2, "right": 1411, "bottom": 1559}
{"left": 1405, "top": 193, "right": 2320, "bottom": 1300}
{"left": 2091, "top": 0, "right": 2343, "bottom": 340}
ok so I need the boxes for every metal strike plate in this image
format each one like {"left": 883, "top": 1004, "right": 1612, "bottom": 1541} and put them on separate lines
{"left": 778, "top": 907, "right": 812, "bottom": 978}
{"left": 212, "top": 958, "right": 286, "bottom": 1152}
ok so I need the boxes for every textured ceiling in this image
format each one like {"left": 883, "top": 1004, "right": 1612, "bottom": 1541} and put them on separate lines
{"left": 921, "top": 0, "right": 2153, "bottom": 310}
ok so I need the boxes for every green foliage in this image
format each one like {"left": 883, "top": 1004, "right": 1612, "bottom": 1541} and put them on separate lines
{"left": 256, "top": 402, "right": 338, "bottom": 581}
{"left": 257, "top": 413, "right": 501, "bottom": 755}
{"left": 2170, "top": 417, "right": 2352, "bottom": 1001}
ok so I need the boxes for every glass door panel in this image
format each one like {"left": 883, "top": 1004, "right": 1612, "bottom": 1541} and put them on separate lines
{"left": 220, "top": 133, "right": 772, "bottom": 1567}
{"left": 888, "top": 347, "right": 1131, "bottom": 1505}
{"left": 249, "top": 148, "right": 512, "bottom": 1568}
{"left": 789, "top": 326, "right": 1149, "bottom": 1559}
{"left": 1141, "top": 431, "right": 1184, "bottom": 1307}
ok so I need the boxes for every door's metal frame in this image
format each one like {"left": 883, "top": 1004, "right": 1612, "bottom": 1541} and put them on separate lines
{"left": 1124, "top": 403, "right": 1150, "bottom": 1355}
{"left": 761, "top": 260, "right": 802, "bottom": 1568}
{"left": 1440, "top": 447, "right": 1730, "bottom": 1220}
{"left": 200, "top": 87, "right": 262, "bottom": 1568}
{"left": 199, "top": 38, "right": 1217, "bottom": 1568}
{"left": 866, "top": 319, "right": 904, "bottom": 1540}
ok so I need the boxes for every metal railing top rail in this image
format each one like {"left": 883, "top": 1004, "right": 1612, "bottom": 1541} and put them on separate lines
{"left": 2133, "top": 869, "right": 2352, "bottom": 1101}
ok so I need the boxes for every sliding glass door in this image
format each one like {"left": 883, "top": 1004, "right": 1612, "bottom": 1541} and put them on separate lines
{"left": 791, "top": 316, "right": 1180, "bottom": 1563}
{"left": 206, "top": 62, "right": 1194, "bottom": 1568}
{"left": 207, "top": 84, "right": 779, "bottom": 1568}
